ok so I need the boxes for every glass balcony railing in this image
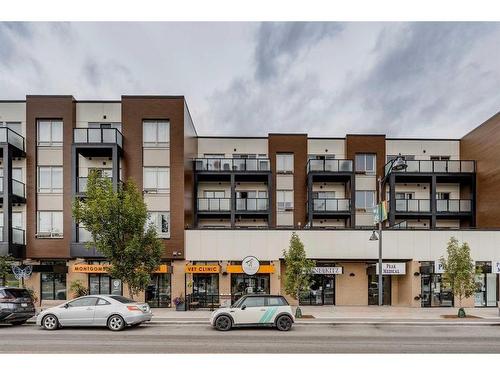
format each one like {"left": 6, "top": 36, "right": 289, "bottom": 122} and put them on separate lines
{"left": 197, "top": 198, "right": 231, "bottom": 211}
{"left": 0, "top": 127, "right": 25, "bottom": 152}
{"left": 0, "top": 227, "right": 26, "bottom": 244}
{"left": 77, "top": 176, "right": 121, "bottom": 193}
{"left": 73, "top": 128, "right": 123, "bottom": 148}
{"left": 395, "top": 199, "right": 431, "bottom": 212}
{"left": 77, "top": 226, "right": 93, "bottom": 243}
{"left": 0, "top": 177, "right": 26, "bottom": 198}
{"left": 312, "top": 198, "right": 350, "bottom": 212}
{"left": 385, "top": 159, "right": 475, "bottom": 175}
{"left": 436, "top": 199, "right": 472, "bottom": 213}
{"left": 194, "top": 158, "right": 271, "bottom": 172}
{"left": 307, "top": 159, "right": 353, "bottom": 173}
{"left": 236, "top": 198, "right": 268, "bottom": 211}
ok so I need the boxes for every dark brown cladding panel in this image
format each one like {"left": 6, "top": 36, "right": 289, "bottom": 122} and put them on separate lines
{"left": 268, "top": 134, "right": 308, "bottom": 227}
{"left": 461, "top": 112, "right": 500, "bottom": 228}
{"left": 121, "top": 97, "right": 186, "bottom": 259}
{"left": 26, "top": 96, "right": 75, "bottom": 259}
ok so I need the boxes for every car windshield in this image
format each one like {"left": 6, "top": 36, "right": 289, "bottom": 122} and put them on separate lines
{"left": 109, "top": 295, "right": 136, "bottom": 304}
{"left": 231, "top": 297, "right": 246, "bottom": 308}
{"left": 2, "top": 289, "right": 31, "bottom": 299}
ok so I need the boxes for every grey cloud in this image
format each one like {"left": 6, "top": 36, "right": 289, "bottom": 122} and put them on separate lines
{"left": 254, "top": 22, "right": 343, "bottom": 81}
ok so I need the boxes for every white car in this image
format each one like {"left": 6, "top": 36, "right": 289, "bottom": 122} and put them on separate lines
{"left": 36, "top": 295, "right": 152, "bottom": 331}
{"left": 210, "top": 294, "right": 294, "bottom": 331}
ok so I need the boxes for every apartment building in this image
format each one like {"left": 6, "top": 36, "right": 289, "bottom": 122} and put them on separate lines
{"left": 0, "top": 95, "right": 499, "bottom": 309}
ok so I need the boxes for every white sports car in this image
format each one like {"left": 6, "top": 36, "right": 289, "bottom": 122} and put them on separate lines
{"left": 210, "top": 294, "right": 294, "bottom": 331}
{"left": 36, "top": 295, "right": 152, "bottom": 331}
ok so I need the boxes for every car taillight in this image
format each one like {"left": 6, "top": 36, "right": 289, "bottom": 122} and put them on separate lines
{"left": 127, "top": 305, "right": 141, "bottom": 311}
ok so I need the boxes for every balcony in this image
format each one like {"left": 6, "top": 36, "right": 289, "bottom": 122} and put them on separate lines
{"left": 0, "top": 227, "right": 26, "bottom": 245}
{"left": 386, "top": 159, "right": 475, "bottom": 175}
{"left": 194, "top": 158, "right": 271, "bottom": 173}
{"left": 236, "top": 198, "right": 269, "bottom": 212}
{"left": 307, "top": 159, "right": 353, "bottom": 173}
{"left": 73, "top": 128, "right": 123, "bottom": 147}
{"left": 197, "top": 198, "right": 231, "bottom": 212}
{"left": 76, "top": 176, "right": 121, "bottom": 194}
{"left": 395, "top": 199, "right": 431, "bottom": 212}
{"left": 0, "top": 177, "right": 26, "bottom": 202}
{"left": 0, "top": 127, "right": 25, "bottom": 156}
{"left": 312, "top": 198, "right": 350, "bottom": 212}
{"left": 436, "top": 199, "right": 472, "bottom": 213}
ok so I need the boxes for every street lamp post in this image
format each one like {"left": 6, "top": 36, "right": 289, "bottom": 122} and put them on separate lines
{"left": 370, "top": 155, "right": 407, "bottom": 306}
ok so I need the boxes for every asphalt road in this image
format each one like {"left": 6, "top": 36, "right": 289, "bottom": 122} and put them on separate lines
{"left": 1, "top": 323, "right": 500, "bottom": 353}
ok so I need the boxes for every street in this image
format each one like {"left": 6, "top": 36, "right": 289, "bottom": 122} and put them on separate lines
{"left": 1, "top": 323, "right": 500, "bottom": 353}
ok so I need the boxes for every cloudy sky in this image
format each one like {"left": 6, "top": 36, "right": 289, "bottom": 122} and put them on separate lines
{"left": 0, "top": 22, "right": 499, "bottom": 138}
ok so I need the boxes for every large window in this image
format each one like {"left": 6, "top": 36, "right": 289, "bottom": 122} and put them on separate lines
{"left": 147, "top": 212, "right": 170, "bottom": 238}
{"left": 355, "top": 191, "right": 375, "bottom": 210}
{"left": 277, "top": 190, "right": 294, "bottom": 212}
{"left": 276, "top": 154, "right": 294, "bottom": 173}
{"left": 37, "top": 211, "right": 63, "bottom": 238}
{"left": 38, "top": 166, "right": 63, "bottom": 193}
{"left": 37, "top": 120, "right": 63, "bottom": 146}
{"left": 355, "top": 154, "right": 376, "bottom": 174}
{"left": 143, "top": 120, "right": 169, "bottom": 147}
{"left": 143, "top": 167, "right": 169, "bottom": 193}
{"left": 41, "top": 261, "right": 66, "bottom": 300}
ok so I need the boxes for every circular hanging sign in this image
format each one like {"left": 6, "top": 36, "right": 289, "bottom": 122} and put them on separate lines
{"left": 242, "top": 256, "right": 260, "bottom": 275}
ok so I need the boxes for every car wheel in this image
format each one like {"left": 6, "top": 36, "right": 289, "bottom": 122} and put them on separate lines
{"left": 215, "top": 315, "right": 232, "bottom": 331}
{"left": 107, "top": 315, "right": 125, "bottom": 331}
{"left": 42, "top": 314, "right": 59, "bottom": 330}
{"left": 10, "top": 320, "right": 28, "bottom": 326}
{"left": 276, "top": 315, "right": 293, "bottom": 331}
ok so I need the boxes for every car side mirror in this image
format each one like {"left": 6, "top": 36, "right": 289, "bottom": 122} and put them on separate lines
{"left": 63, "top": 303, "right": 69, "bottom": 309}
{"left": 241, "top": 305, "right": 246, "bottom": 310}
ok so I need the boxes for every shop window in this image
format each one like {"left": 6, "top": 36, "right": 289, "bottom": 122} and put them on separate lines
{"left": 88, "top": 260, "right": 122, "bottom": 295}
{"left": 146, "top": 272, "right": 171, "bottom": 308}
{"left": 41, "top": 261, "right": 67, "bottom": 300}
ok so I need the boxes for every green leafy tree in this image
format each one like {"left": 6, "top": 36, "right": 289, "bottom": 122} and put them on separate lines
{"left": 282, "top": 232, "right": 315, "bottom": 315}
{"left": 0, "top": 255, "right": 14, "bottom": 287}
{"left": 73, "top": 171, "right": 163, "bottom": 299}
{"left": 440, "top": 237, "right": 477, "bottom": 317}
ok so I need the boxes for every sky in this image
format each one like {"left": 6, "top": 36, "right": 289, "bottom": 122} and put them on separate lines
{"left": 0, "top": 22, "right": 499, "bottom": 138}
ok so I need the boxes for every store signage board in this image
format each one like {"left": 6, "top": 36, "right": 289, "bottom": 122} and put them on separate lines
{"left": 226, "top": 264, "right": 275, "bottom": 274}
{"left": 493, "top": 261, "right": 500, "bottom": 274}
{"left": 72, "top": 264, "right": 169, "bottom": 274}
{"left": 312, "top": 267, "right": 343, "bottom": 275}
{"left": 185, "top": 265, "right": 220, "bottom": 273}
{"left": 375, "top": 263, "right": 406, "bottom": 275}
{"left": 242, "top": 256, "right": 260, "bottom": 275}
{"left": 434, "top": 261, "right": 445, "bottom": 274}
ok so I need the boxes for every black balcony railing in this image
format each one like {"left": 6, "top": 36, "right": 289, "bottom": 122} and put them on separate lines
{"left": 194, "top": 158, "right": 271, "bottom": 172}
{"left": 236, "top": 198, "right": 268, "bottom": 211}
{"left": 73, "top": 128, "right": 123, "bottom": 148}
{"left": 0, "top": 127, "right": 25, "bottom": 152}
{"left": 307, "top": 159, "right": 353, "bottom": 173}
{"left": 436, "top": 199, "right": 472, "bottom": 213}
{"left": 0, "top": 177, "right": 26, "bottom": 198}
{"left": 385, "top": 159, "right": 475, "bottom": 175}
{"left": 395, "top": 199, "right": 431, "bottom": 212}
{"left": 312, "top": 198, "right": 350, "bottom": 212}
{"left": 197, "top": 198, "right": 231, "bottom": 211}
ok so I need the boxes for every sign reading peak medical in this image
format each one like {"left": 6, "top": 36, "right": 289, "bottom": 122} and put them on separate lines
{"left": 184, "top": 265, "right": 220, "bottom": 273}
{"left": 312, "top": 267, "right": 343, "bottom": 275}
{"left": 434, "top": 261, "right": 445, "bottom": 274}
{"left": 375, "top": 263, "right": 406, "bottom": 275}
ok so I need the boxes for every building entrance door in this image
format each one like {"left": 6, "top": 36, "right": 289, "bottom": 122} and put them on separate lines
{"left": 299, "top": 274, "right": 335, "bottom": 305}
{"left": 231, "top": 274, "right": 270, "bottom": 304}
{"left": 421, "top": 274, "right": 453, "bottom": 307}
{"left": 192, "top": 274, "right": 219, "bottom": 308}
{"left": 368, "top": 275, "right": 391, "bottom": 305}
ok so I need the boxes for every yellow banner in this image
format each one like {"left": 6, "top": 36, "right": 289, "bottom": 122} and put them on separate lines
{"left": 226, "top": 265, "right": 275, "bottom": 274}
{"left": 72, "top": 264, "right": 170, "bottom": 274}
{"left": 184, "top": 265, "right": 220, "bottom": 273}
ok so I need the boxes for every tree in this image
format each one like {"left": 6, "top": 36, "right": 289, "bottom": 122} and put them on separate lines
{"left": 282, "top": 232, "right": 315, "bottom": 317}
{"left": 73, "top": 171, "right": 163, "bottom": 299}
{"left": 440, "top": 237, "right": 477, "bottom": 317}
{"left": 0, "top": 255, "right": 14, "bottom": 287}
{"left": 70, "top": 279, "right": 89, "bottom": 298}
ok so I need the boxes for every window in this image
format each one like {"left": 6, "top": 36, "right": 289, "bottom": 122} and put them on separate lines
{"left": 143, "top": 167, "right": 169, "bottom": 193}
{"left": 6, "top": 122, "right": 22, "bottom": 135}
{"left": 38, "top": 166, "right": 63, "bottom": 193}
{"left": 276, "top": 154, "right": 294, "bottom": 173}
{"left": 204, "top": 191, "right": 225, "bottom": 198}
{"left": 0, "top": 168, "right": 23, "bottom": 181}
{"left": 147, "top": 212, "right": 170, "bottom": 238}
{"left": 355, "top": 191, "right": 375, "bottom": 210}
{"left": 308, "top": 154, "right": 336, "bottom": 161}
{"left": 355, "top": 154, "right": 376, "bottom": 173}
{"left": 37, "top": 211, "right": 63, "bottom": 238}
{"left": 68, "top": 297, "right": 98, "bottom": 307}
{"left": 277, "top": 190, "right": 294, "bottom": 212}
{"left": 430, "top": 156, "right": 450, "bottom": 161}
{"left": 436, "top": 192, "right": 451, "bottom": 200}
{"left": 37, "top": 120, "right": 63, "bottom": 146}
{"left": 143, "top": 120, "right": 169, "bottom": 147}
{"left": 40, "top": 261, "right": 66, "bottom": 300}
{"left": 396, "top": 192, "right": 414, "bottom": 200}
{"left": 88, "top": 122, "right": 122, "bottom": 132}
{"left": 109, "top": 295, "right": 136, "bottom": 304}
{"left": 267, "top": 296, "right": 288, "bottom": 306}
{"left": 97, "top": 298, "right": 111, "bottom": 306}
{"left": 386, "top": 155, "right": 414, "bottom": 163}
{"left": 89, "top": 274, "right": 122, "bottom": 295}
{"left": 243, "top": 296, "right": 266, "bottom": 307}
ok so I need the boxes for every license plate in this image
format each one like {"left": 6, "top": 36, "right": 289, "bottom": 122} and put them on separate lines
{"left": 21, "top": 303, "right": 28, "bottom": 307}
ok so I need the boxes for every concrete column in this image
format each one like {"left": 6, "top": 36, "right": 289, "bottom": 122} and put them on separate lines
{"left": 171, "top": 260, "right": 186, "bottom": 305}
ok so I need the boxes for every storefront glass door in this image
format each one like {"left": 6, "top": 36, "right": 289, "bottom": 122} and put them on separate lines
{"left": 474, "top": 262, "right": 498, "bottom": 307}
{"left": 192, "top": 274, "right": 219, "bottom": 308}
{"left": 368, "top": 275, "right": 391, "bottom": 305}
{"left": 231, "top": 274, "right": 270, "bottom": 304}
{"left": 299, "top": 275, "right": 335, "bottom": 305}
{"left": 145, "top": 273, "right": 171, "bottom": 308}
{"left": 421, "top": 274, "right": 453, "bottom": 307}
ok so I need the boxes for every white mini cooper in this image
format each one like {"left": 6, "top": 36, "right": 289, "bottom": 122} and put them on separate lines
{"left": 210, "top": 294, "right": 294, "bottom": 331}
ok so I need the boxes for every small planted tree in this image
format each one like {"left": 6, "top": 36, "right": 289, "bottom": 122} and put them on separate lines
{"left": 0, "top": 255, "right": 14, "bottom": 287}
{"left": 282, "top": 232, "right": 315, "bottom": 318}
{"left": 440, "top": 237, "right": 477, "bottom": 318}
{"left": 73, "top": 171, "right": 163, "bottom": 299}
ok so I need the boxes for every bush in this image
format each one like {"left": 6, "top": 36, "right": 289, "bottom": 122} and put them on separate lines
{"left": 70, "top": 280, "right": 89, "bottom": 298}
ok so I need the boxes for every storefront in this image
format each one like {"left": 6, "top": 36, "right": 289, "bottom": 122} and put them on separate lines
{"left": 87, "top": 261, "right": 122, "bottom": 295}
{"left": 420, "top": 261, "right": 453, "bottom": 307}
{"left": 474, "top": 261, "right": 498, "bottom": 307}
{"left": 227, "top": 260, "right": 275, "bottom": 304}
{"left": 299, "top": 265, "right": 342, "bottom": 305}
{"left": 39, "top": 261, "right": 68, "bottom": 301}
{"left": 367, "top": 262, "right": 406, "bottom": 305}
{"left": 146, "top": 270, "right": 172, "bottom": 308}
{"left": 184, "top": 263, "right": 220, "bottom": 308}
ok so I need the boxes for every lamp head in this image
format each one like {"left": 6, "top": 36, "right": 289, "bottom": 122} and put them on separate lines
{"left": 391, "top": 154, "right": 408, "bottom": 171}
